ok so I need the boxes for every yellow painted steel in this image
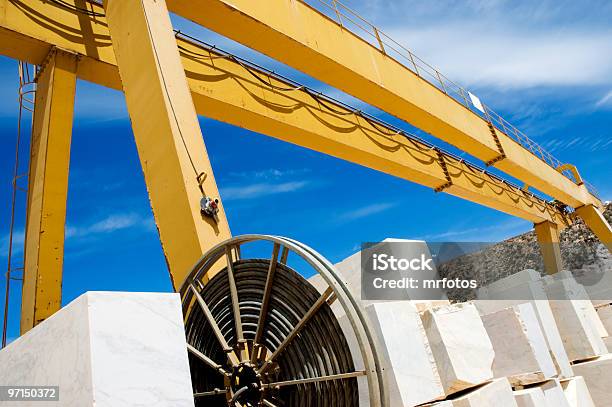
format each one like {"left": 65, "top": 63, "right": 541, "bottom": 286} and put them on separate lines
{"left": 575, "top": 205, "right": 612, "bottom": 252}
{"left": 166, "top": 0, "right": 601, "bottom": 212}
{"left": 102, "top": 0, "right": 231, "bottom": 290}
{"left": 534, "top": 221, "right": 563, "bottom": 275}
{"left": 20, "top": 48, "right": 77, "bottom": 334}
{"left": 0, "top": 1, "right": 569, "bottom": 227}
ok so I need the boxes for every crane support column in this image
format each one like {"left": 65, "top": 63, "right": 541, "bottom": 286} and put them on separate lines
{"left": 534, "top": 220, "right": 563, "bottom": 275}
{"left": 20, "top": 49, "right": 77, "bottom": 334}
{"left": 102, "top": 0, "right": 231, "bottom": 289}
{"left": 575, "top": 205, "right": 612, "bottom": 252}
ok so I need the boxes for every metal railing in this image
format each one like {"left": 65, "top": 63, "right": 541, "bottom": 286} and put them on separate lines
{"left": 301, "top": 0, "right": 599, "bottom": 199}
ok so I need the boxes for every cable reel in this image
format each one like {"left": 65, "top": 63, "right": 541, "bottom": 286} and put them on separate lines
{"left": 179, "top": 235, "right": 387, "bottom": 407}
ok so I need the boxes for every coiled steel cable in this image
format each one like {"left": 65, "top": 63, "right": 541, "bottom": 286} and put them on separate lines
{"left": 180, "top": 235, "right": 386, "bottom": 407}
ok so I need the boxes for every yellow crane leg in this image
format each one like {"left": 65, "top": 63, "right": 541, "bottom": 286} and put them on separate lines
{"left": 102, "top": 0, "right": 231, "bottom": 289}
{"left": 575, "top": 205, "right": 612, "bottom": 252}
{"left": 20, "top": 49, "right": 77, "bottom": 334}
{"left": 534, "top": 220, "right": 563, "bottom": 275}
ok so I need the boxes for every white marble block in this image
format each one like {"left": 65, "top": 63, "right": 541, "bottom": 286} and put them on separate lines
{"left": 365, "top": 302, "right": 445, "bottom": 406}
{"left": 544, "top": 272, "right": 609, "bottom": 338}
{"left": 481, "top": 303, "right": 556, "bottom": 386}
{"left": 571, "top": 354, "right": 612, "bottom": 406}
{"left": 475, "top": 279, "right": 573, "bottom": 378}
{"left": 604, "top": 336, "right": 612, "bottom": 352}
{"left": 545, "top": 280, "right": 607, "bottom": 361}
{"left": 540, "top": 379, "right": 571, "bottom": 407}
{"left": 425, "top": 378, "right": 518, "bottom": 407}
{"left": 560, "top": 376, "right": 596, "bottom": 407}
{"left": 0, "top": 292, "right": 194, "bottom": 407}
{"left": 420, "top": 302, "right": 494, "bottom": 395}
{"left": 513, "top": 387, "right": 547, "bottom": 407}
{"left": 596, "top": 304, "right": 612, "bottom": 335}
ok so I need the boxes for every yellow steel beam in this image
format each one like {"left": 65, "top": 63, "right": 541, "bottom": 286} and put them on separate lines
{"left": 0, "top": 0, "right": 569, "bottom": 227}
{"left": 165, "top": 0, "right": 601, "bottom": 211}
{"left": 575, "top": 205, "right": 612, "bottom": 253}
{"left": 534, "top": 221, "right": 563, "bottom": 275}
{"left": 178, "top": 38, "right": 567, "bottom": 226}
{"left": 21, "top": 48, "right": 77, "bottom": 334}
{"left": 102, "top": 0, "right": 231, "bottom": 290}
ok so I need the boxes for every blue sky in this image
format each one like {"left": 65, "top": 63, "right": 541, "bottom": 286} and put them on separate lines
{"left": 1, "top": 0, "right": 611, "bottom": 342}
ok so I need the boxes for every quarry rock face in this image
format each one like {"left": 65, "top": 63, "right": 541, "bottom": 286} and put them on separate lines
{"left": 439, "top": 203, "right": 612, "bottom": 302}
{"left": 481, "top": 303, "right": 556, "bottom": 385}
{"left": 420, "top": 302, "right": 494, "bottom": 395}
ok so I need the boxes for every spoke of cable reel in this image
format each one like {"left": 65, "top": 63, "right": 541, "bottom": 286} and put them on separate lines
{"left": 251, "top": 243, "right": 280, "bottom": 364}
{"left": 264, "top": 370, "right": 367, "bottom": 388}
{"left": 189, "top": 284, "right": 240, "bottom": 367}
{"left": 186, "top": 344, "right": 230, "bottom": 377}
{"left": 280, "top": 246, "right": 289, "bottom": 264}
{"left": 258, "top": 286, "right": 334, "bottom": 375}
{"left": 193, "top": 388, "right": 227, "bottom": 397}
{"left": 225, "top": 246, "right": 246, "bottom": 361}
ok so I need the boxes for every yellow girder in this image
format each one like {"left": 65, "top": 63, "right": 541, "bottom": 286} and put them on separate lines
{"left": 0, "top": 0, "right": 570, "bottom": 227}
{"left": 165, "top": 0, "right": 602, "bottom": 211}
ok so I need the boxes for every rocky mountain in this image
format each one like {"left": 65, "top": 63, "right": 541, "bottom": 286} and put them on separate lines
{"left": 438, "top": 202, "right": 612, "bottom": 301}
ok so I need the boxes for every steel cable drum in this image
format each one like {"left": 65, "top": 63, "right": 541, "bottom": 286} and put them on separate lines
{"left": 179, "top": 235, "right": 387, "bottom": 407}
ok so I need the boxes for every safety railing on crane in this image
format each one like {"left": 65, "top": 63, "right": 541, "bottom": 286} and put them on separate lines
{"left": 301, "top": 0, "right": 600, "bottom": 199}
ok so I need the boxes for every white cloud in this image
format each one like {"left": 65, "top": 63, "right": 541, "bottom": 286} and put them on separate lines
{"left": 388, "top": 26, "right": 612, "bottom": 89}
{"left": 595, "top": 90, "right": 612, "bottom": 108}
{"left": 65, "top": 213, "right": 151, "bottom": 239}
{"left": 339, "top": 202, "right": 397, "bottom": 222}
{"left": 0, "top": 230, "right": 25, "bottom": 259}
{"left": 418, "top": 219, "right": 529, "bottom": 241}
{"left": 220, "top": 181, "right": 310, "bottom": 201}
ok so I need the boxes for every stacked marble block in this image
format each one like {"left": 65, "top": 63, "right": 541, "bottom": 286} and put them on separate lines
{"left": 365, "top": 301, "right": 519, "bottom": 407}
{"left": 594, "top": 301, "right": 612, "bottom": 352}
{"left": 478, "top": 269, "right": 612, "bottom": 407}
{"left": 0, "top": 292, "right": 194, "bottom": 407}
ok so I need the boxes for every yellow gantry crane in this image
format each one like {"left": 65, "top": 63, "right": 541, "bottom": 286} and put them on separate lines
{"left": 0, "top": 0, "right": 609, "bottom": 337}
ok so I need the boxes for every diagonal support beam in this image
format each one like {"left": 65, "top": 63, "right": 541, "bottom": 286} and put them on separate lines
{"left": 575, "top": 205, "right": 612, "bottom": 253}
{"left": 102, "top": 0, "right": 231, "bottom": 289}
{"left": 21, "top": 48, "right": 77, "bottom": 334}
{"left": 534, "top": 220, "right": 563, "bottom": 275}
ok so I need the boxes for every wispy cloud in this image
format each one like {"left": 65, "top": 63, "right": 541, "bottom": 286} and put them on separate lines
{"left": 65, "top": 213, "right": 153, "bottom": 239}
{"left": 221, "top": 181, "right": 310, "bottom": 201}
{"left": 227, "top": 168, "right": 311, "bottom": 180}
{"left": 390, "top": 26, "right": 612, "bottom": 89}
{"left": 418, "top": 219, "right": 529, "bottom": 241}
{"left": 595, "top": 90, "right": 612, "bottom": 108}
{"left": 338, "top": 202, "right": 397, "bottom": 222}
{"left": 0, "top": 230, "right": 25, "bottom": 259}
